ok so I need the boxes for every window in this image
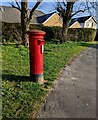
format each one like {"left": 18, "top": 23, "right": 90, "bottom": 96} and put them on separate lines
{"left": 92, "top": 23, "right": 93, "bottom": 27}
{"left": 88, "top": 22, "right": 92, "bottom": 28}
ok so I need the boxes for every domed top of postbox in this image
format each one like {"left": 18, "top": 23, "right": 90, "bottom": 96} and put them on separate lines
{"left": 27, "top": 29, "right": 45, "bottom": 36}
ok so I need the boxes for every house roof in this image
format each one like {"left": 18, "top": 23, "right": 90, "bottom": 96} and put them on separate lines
{"left": 36, "top": 12, "right": 56, "bottom": 24}
{"left": 33, "top": 10, "right": 45, "bottom": 17}
{"left": 0, "top": 6, "right": 45, "bottom": 23}
{"left": 73, "top": 16, "right": 91, "bottom": 23}
{"left": 0, "top": 6, "right": 21, "bottom": 23}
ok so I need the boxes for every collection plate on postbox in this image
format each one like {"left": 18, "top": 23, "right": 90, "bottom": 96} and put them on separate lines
{"left": 38, "top": 40, "right": 44, "bottom": 54}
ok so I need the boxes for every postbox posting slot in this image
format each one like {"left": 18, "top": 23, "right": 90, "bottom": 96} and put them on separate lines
{"left": 38, "top": 40, "right": 44, "bottom": 45}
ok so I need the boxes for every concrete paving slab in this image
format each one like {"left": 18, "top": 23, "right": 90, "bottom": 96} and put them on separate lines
{"left": 37, "top": 44, "right": 98, "bottom": 118}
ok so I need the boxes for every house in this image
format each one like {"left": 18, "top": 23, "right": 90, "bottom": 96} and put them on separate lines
{"left": 69, "top": 16, "right": 97, "bottom": 29}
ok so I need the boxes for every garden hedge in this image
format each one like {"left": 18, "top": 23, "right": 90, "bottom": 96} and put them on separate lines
{"left": 95, "top": 29, "right": 98, "bottom": 41}
{"left": 2, "top": 22, "right": 97, "bottom": 43}
{"left": 2, "top": 22, "right": 21, "bottom": 43}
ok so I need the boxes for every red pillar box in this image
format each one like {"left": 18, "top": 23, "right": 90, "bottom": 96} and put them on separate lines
{"left": 27, "top": 29, "right": 46, "bottom": 84}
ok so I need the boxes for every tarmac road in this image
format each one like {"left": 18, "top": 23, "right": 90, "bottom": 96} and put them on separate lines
{"left": 37, "top": 44, "right": 98, "bottom": 118}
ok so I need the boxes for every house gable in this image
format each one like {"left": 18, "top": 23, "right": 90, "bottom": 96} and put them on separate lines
{"left": 84, "top": 16, "right": 97, "bottom": 29}
{"left": 69, "top": 21, "right": 82, "bottom": 28}
{"left": 42, "top": 13, "right": 62, "bottom": 27}
{"left": 85, "top": 16, "right": 97, "bottom": 24}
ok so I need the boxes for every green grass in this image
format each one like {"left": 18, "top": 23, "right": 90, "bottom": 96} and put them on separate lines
{"left": 2, "top": 41, "right": 96, "bottom": 119}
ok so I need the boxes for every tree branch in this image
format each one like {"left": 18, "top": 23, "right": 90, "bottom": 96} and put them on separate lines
{"left": 66, "top": 2, "right": 74, "bottom": 18}
{"left": 71, "top": 9, "right": 87, "bottom": 17}
{"left": 15, "top": 0, "right": 21, "bottom": 10}
{"left": 56, "top": 2, "right": 66, "bottom": 16}
{"left": 62, "top": 0, "right": 67, "bottom": 7}
{"left": 28, "top": 0, "right": 43, "bottom": 22}
{"left": 86, "top": 2, "right": 94, "bottom": 15}
{"left": 9, "top": 2, "right": 21, "bottom": 12}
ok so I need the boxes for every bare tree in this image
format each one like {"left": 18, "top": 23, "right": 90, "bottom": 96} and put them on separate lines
{"left": 10, "top": 0, "right": 43, "bottom": 46}
{"left": 55, "top": 0, "right": 89, "bottom": 38}
{"left": 85, "top": 0, "right": 98, "bottom": 20}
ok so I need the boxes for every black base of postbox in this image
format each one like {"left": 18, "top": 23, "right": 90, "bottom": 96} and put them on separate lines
{"left": 30, "top": 73, "right": 44, "bottom": 83}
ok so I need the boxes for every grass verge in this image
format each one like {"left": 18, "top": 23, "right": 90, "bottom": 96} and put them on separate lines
{"left": 2, "top": 41, "right": 96, "bottom": 119}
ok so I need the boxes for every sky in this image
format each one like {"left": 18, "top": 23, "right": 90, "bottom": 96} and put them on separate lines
{"left": 0, "top": 1, "right": 56, "bottom": 14}
{"left": 0, "top": 0, "right": 97, "bottom": 19}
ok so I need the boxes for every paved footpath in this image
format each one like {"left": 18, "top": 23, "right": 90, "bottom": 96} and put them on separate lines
{"left": 37, "top": 44, "right": 98, "bottom": 118}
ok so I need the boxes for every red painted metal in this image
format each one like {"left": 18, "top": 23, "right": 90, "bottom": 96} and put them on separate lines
{"left": 27, "top": 29, "right": 45, "bottom": 82}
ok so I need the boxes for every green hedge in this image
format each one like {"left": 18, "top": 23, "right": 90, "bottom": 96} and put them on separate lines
{"left": 68, "top": 28, "right": 97, "bottom": 42}
{"left": 2, "top": 22, "right": 21, "bottom": 43}
{"left": 30, "top": 25, "right": 97, "bottom": 42}
{"left": 2, "top": 23, "right": 97, "bottom": 43}
{"left": 30, "top": 25, "right": 62, "bottom": 41}
{"left": 95, "top": 29, "right": 98, "bottom": 41}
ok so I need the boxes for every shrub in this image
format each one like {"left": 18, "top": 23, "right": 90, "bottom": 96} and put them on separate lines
{"left": 95, "top": 29, "right": 98, "bottom": 41}
{"left": 68, "top": 28, "right": 97, "bottom": 42}
{"left": 2, "top": 23, "right": 97, "bottom": 43}
{"left": 30, "top": 25, "right": 62, "bottom": 42}
{"left": 2, "top": 22, "right": 21, "bottom": 43}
